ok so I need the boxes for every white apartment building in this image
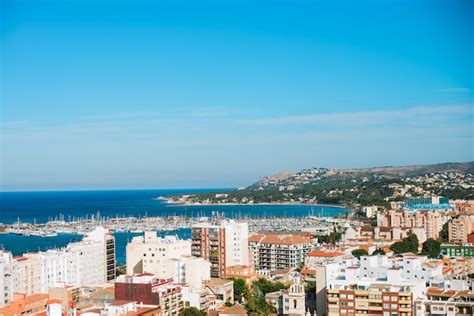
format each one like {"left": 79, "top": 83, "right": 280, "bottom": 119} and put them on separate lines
{"left": 10, "top": 226, "right": 115, "bottom": 293}
{"left": 191, "top": 220, "right": 249, "bottom": 277}
{"left": 248, "top": 233, "right": 315, "bottom": 272}
{"left": 0, "top": 251, "right": 14, "bottom": 307}
{"left": 167, "top": 256, "right": 211, "bottom": 289}
{"left": 316, "top": 254, "right": 444, "bottom": 316}
{"left": 126, "top": 233, "right": 191, "bottom": 277}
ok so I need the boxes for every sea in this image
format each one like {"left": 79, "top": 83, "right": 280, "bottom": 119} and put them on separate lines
{"left": 0, "top": 189, "right": 348, "bottom": 263}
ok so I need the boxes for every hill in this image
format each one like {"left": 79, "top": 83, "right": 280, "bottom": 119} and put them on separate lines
{"left": 165, "top": 161, "right": 474, "bottom": 208}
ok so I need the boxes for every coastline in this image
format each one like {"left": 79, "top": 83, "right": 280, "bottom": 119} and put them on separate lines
{"left": 159, "top": 197, "right": 350, "bottom": 210}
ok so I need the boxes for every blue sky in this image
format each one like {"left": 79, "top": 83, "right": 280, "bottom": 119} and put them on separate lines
{"left": 1, "top": 0, "right": 473, "bottom": 191}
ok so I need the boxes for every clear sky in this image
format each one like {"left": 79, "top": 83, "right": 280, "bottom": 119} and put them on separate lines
{"left": 1, "top": 0, "right": 473, "bottom": 191}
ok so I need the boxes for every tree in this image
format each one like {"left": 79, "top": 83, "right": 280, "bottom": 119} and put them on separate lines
{"left": 305, "top": 281, "right": 316, "bottom": 293}
{"left": 422, "top": 238, "right": 441, "bottom": 258}
{"left": 439, "top": 221, "right": 450, "bottom": 242}
{"left": 390, "top": 233, "right": 419, "bottom": 254}
{"left": 178, "top": 307, "right": 206, "bottom": 316}
{"left": 372, "top": 248, "right": 385, "bottom": 255}
{"left": 405, "top": 233, "right": 419, "bottom": 253}
{"left": 351, "top": 249, "right": 368, "bottom": 259}
{"left": 390, "top": 241, "right": 407, "bottom": 254}
{"left": 228, "top": 278, "right": 249, "bottom": 303}
{"left": 245, "top": 284, "right": 277, "bottom": 316}
{"left": 252, "top": 278, "right": 288, "bottom": 295}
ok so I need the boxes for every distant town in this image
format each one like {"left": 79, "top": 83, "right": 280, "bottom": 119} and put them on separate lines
{"left": 0, "top": 162, "right": 473, "bottom": 316}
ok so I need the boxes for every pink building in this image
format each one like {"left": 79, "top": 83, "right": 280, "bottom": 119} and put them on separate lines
{"left": 379, "top": 210, "right": 446, "bottom": 240}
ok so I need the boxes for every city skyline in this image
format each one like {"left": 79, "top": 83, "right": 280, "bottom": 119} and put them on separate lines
{"left": 1, "top": 0, "right": 473, "bottom": 191}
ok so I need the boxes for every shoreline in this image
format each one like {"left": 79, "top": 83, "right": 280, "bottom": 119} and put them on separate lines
{"left": 160, "top": 197, "right": 350, "bottom": 210}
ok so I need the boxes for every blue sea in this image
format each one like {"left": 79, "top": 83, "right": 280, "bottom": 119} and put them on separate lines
{"left": 0, "top": 189, "right": 348, "bottom": 263}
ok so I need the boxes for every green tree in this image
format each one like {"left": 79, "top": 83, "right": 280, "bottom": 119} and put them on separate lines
{"left": 351, "top": 249, "right": 368, "bottom": 259}
{"left": 372, "top": 248, "right": 386, "bottom": 255}
{"left": 228, "top": 278, "right": 249, "bottom": 303}
{"left": 305, "top": 281, "right": 316, "bottom": 293}
{"left": 405, "top": 233, "right": 419, "bottom": 253}
{"left": 439, "top": 221, "right": 450, "bottom": 242}
{"left": 178, "top": 307, "right": 206, "bottom": 316}
{"left": 390, "top": 233, "right": 419, "bottom": 254}
{"left": 422, "top": 238, "right": 441, "bottom": 258}
{"left": 390, "top": 241, "right": 407, "bottom": 254}
{"left": 252, "top": 278, "right": 288, "bottom": 295}
{"left": 245, "top": 284, "right": 277, "bottom": 316}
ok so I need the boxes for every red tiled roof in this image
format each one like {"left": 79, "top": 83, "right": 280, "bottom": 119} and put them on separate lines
{"left": 308, "top": 250, "right": 343, "bottom": 257}
{"left": 249, "top": 233, "right": 312, "bottom": 245}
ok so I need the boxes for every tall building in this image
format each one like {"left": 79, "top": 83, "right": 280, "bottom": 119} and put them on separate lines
{"left": 449, "top": 215, "right": 474, "bottom": 244}
{"left": 191, "top": 220, "right": 249, "bottom": 277}
{"left": 167, "top": 256, "right": 211, "bottom": 289}
{"left": 10, "top": 226, "right": 115, "bottom": 293}
{"left": 248, "top": 233, "right": 315, "bottom": 272}
{"left": 83, "top": 226, "right": 117, "bottom": 282}
{"left": 0, "top": 251, "right": 14, "bottom": 307}
{"left": 126, "top": 233, "right": 191, "bottom": 277}
{"left": 12, "top": 253, "right": 42, "bottom": 296}
{"left": 379, "top": 210, "right": 447, "bottom": 239}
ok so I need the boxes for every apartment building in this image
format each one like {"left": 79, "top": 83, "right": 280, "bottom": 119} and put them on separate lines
{"left": 167, "top": 256, "right": 211, "bottom": 289}
{"left": 191, "top": 220, "right": 249, "bottom": 277}
{"left": 126, "top": 233, "right": 191, "bottom": 277}
{"left": 12, "top": 253, "right": 41, "bottom": 296}
{"left": 379, "top": 210, "right": 447, "bottom": 239}
{"left": 8, "top": 226, "right": 115, "bottom": 293}
{"left": 0, "top": 251, "right": 13, "bottom": 307}
{"left": 316, "top": 255, "right": 443, "bottom": 316}
{"left": 449, "top": 215, "right": 474, "bottom": 244}
{"left": 414, "top": 287, "right": 474, "bottom": 316}
{"left": 248, "top": 233, "right": 315, "bottom": 272}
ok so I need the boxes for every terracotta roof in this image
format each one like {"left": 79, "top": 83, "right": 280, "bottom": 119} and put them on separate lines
{"left": 249, "top": 233, "right": 312, "bottom": 245}
{"left": 47, "top": 299, "right": 63, "bottom": 305}
{"left": 301, "top": 267, "right": 316, "bottom": 274}
{"left": 206, "top": 278, "right": 233, "bottom": 288}
{"left": 308, "top": 250, "right": 343, "bottom": 257}
{"left": 218, "top": 303, "right": 247, "bottom": 315}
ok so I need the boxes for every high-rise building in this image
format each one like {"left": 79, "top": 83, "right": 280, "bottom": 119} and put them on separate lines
{"left": 379, "top": 210, "right": 447, "bottom": 239}
{"left": 449, "top": 215, "right": 474, "bottom": 244}
{"left": 12, "top": 253, "right": 42, "bottom": 296}
{"left": 248, "top": 233, "right": 315, "bottom": 272}
{"left": 0, "top": 251, "right": 14, "bottom": 307}
{"left": 126, "top": 233, "right": 191, "bottom": 277}
{"left": 10, "top": 226, "right": 115, "bottom": 293}
{"left": 191, "top": 220, "right": 249, "bottom": 278}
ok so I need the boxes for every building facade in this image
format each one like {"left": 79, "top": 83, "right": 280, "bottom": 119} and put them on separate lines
{"left": 249, "top": 233, "right": 315, "bottom": 272}
{"left": 449, "top": 215, "right": 474, "bottom": 244}
{"left": 191, "top": 220, "right": 249, "bottom": 278}
{"left": 126, "top": 233, "right": 191, "bottom": 277}
{"left": 0, "top": 251, "right": 14, "bottom": 307}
